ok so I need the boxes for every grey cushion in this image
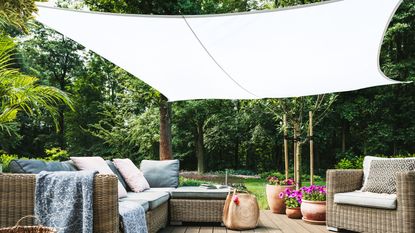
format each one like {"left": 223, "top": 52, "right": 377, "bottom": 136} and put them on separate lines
{"left": 123, "top": 192, "right": 169, "bottom": 210}
{"left": 146, "top": 187, "right": 176, "bottom": 195}
{"left": 106, "top": 160, "right": 128, "bottom": 190}
{"left": 140, "top": 160, "right": 179, "bottom": 188}
{"left": 170, "top": 186, "right": 230, "bottom": 199}
{"left": 9, "top": 159, "right": 77, "bottom": 174}
{"left": 334, "top": 191, "right": 397, "bottom": 210}
{"left": 118, "top": 198, "right": 150, "bottom": 212}
{"left": 362, "top": 159, "right": 415, "bottom": 194}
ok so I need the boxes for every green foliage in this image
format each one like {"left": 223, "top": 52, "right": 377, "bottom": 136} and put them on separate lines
{"left": 0, "top": 34, "right": 74, "bottom": 134}
{"left": 179, "top": 176, "right": 210, "bottom": 186}
{"left": 0, "top": 153, "right": 18, "bottom": 172}
{"left": 335, "top": 154, "right": 415, "bottom": 169}
{"left": 44, "top": 147, "right": 69, "bottom": 161}
{"left": 210, "top": 169, "right": 256, "bottom": 176}
{"left": 0, "top": 0, "right": 38, "bottom": 33}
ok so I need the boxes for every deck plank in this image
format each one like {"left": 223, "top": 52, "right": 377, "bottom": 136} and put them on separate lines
{"left": 163, "top": 211, "right": 330, "bottom": 233}
{"left": 185, "top": 226, "right": 200, "bottom": 233}
{"left": 199, "top": 226, "right": 214, "bottom": 233}
{"left": 213, "top": 226, "right": 227, "bottom": 233}
{"left": 171, "top": 226, "right": 187, "bottom": 233}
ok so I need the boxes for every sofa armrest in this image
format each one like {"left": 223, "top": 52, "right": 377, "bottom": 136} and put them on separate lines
{"left": 396, "top": 171, "right": 415, "bottom": 230}
{"left": 93, "top": 174, "right": 119, "bottom": 233}
{"left": 326, "top": 169, "right": 363, "bottom": 195}
{"left": 0, "top": 173, "right": 119, "bottom": 233}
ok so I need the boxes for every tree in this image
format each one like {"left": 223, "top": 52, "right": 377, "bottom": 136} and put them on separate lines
{"left": 20, "top": 23, "right": 84, "bottom": 148}
{"left": 0, "top": 0, "right": 37, "bottom": 33}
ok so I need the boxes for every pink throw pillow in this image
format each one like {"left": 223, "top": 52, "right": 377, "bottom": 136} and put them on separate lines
{"left": 113, "top": 158, "right": 150, "bottom": 192}
{"left": 70, "top": 156, "right": 127, "bottom": 198}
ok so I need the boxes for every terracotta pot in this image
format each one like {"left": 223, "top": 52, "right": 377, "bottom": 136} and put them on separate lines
{"left": 266, "top": 184, "right": 295, "bottom": 214}
{"left": 301, "top": 200, "right": 326, "bottom": 222}
{"left": 286, "top": 207, "right": 302, "bottom": 219}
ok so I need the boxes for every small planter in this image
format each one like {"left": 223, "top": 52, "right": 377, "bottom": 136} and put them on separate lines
{"left": 285, "top": 207, "right": 302, "bottom": 219}
{"left": 266, "top": 184, "right": 295, "bottom": 214}
{"left": 301, "top": 200, "right": 326, "bottom": 224}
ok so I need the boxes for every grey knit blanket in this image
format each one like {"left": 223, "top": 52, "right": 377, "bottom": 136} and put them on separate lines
{"left": 119, "top": 201, "right": 148, "bottom": 233}
{"left": 35, "top": 171, "right": 96, "bottom": 233}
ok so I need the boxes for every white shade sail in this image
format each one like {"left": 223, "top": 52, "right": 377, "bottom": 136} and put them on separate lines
{"left": 35, "top": 0, "right": 402, "bottom": 101}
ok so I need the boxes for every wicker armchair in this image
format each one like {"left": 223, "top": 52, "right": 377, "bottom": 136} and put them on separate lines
{"left": 326, "top": 169, "right": 415, "bottom": 233}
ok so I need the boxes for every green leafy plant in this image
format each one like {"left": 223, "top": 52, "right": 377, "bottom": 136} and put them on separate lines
{"left": 0, "top": 153, "right": 18, "bottom": 172}
{"left": 44, "top": 147, "right": 69, "bottom": 161}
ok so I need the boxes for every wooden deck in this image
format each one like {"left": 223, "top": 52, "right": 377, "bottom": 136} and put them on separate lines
{"left": 159, "top": 211, "right": 328, "bottom": 233}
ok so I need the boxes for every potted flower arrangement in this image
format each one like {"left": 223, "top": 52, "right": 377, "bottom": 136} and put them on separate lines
{"left": 300, "top": 185, "right": 327, "bottom": 224}
{"left": 265, "top": 176, "right": 295, "bottom": 213}
{"left": 279, "top": 188, "right": 302, "bottom": 219}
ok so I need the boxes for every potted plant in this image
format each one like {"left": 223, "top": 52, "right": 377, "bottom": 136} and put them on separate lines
{"left": 279, "top": 188, "right": 302, "bottom": 219}
{"left": 265, "top": 176, "right": 295, "bottom": 213}
{"left": 300, "top": 185, "right": 327, "bottom": 224}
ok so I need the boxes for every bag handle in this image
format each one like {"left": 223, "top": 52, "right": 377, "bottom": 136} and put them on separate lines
{"left": 14, "top": 215, "right": 41, "bottom": 227}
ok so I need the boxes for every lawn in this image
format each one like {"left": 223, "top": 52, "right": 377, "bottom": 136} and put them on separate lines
{"left": 180, "top": 172, "right": 326, "bottom": 210}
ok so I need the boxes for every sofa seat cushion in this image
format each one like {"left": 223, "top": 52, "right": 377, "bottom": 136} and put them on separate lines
{"left": 124, "top": 192, "right": 169, "bottom": 210}
{"left": 146, "top": 187, "right": 176, "bottom": 194}
{"left": 118, "top": 198, "right": 150, "bottom": 212}
{"left": 170, "top": 186, "right": 230, "bottom": 199}
{"left": 334, "top": 191, "right": 397, "bottom": 210}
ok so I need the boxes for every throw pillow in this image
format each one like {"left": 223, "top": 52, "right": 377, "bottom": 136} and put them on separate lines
{"left": 362, "top": 159, "right": 415, "bottom": 194}
{"left": 361, "top": 156, "right": 415, "bottom": 190}
{"left": 113, "top": 158, "right": 150, "bottom": 192}
{"left": 70, "top": 157, "right": 128, "bottom": 198}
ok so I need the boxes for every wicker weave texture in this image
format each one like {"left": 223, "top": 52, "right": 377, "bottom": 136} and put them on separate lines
{"left": 170, "top": 199, "right": 225, "bottom": 223}
{"left": 0, "top": 174, "right": 119, "bottom": 233}
{"left": 145, "top": 202, "right": 168, "bottom": 233}
{"left": 327, "top": 169, "right": 415, "bottom": 233}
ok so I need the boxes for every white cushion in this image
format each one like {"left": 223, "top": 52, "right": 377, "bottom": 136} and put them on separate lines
{"left": 334, "top": 190, "right": 396, "bottom": 210}
{"left": 361, "top": 156, "right": 415, "bottom": 190}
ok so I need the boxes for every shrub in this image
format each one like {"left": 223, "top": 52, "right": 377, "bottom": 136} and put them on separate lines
{"left": 335, "top": 154, "right": 415, "bottom": 169}
{"left": 0, "top": 154, "right": 18, "bottom": 172}
{"left": 179, "top": 176, "right": 209, "bottom": 186}
{"left": 44, "top": 147, "right": 69, "bottom": 161}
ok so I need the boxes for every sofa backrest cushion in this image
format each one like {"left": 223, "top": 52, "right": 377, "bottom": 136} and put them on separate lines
{"left": 140, "top": 159, "right": 180, "bottom": 188}
{"left": 9, "top": 159, "right": 77, "bottom": 174}
{"left": 106, "top": 160, "right": 129, "bottom": 190}
{"left": 70, "top": 156, "right": 128, "bottom": 198}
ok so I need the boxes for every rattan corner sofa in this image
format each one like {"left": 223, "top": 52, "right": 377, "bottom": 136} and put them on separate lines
{"left": 326, "top": 169, "right": 415, "bottom": 233}
{"left": 0, "top": 159, "right": 229, "bottom": 233}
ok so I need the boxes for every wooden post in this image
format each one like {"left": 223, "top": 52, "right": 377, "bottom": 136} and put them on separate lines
{"left": 293, "top": 126, "right": 297, "bottom": 185}
{"left": 283, "top": 115, "right": 289, "bottom": 180}
{"left": 309, "top": 111, "right": 314, "bottom": 185}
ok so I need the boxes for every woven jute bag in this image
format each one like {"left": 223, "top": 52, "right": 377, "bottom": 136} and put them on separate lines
{"left": 0, "top": 216, "right": 57, "bottom": 233}
{"left": 223, "top": 189, "right": 260, "bottom": 230}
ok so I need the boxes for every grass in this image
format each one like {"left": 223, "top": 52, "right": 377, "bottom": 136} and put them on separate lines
{"left": 179, "top": 173, "right": 326, "bottom": 210}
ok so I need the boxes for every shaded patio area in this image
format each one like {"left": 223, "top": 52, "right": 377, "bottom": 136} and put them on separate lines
{"left": 160, "top": 211, "right": 328, "bottom": 233}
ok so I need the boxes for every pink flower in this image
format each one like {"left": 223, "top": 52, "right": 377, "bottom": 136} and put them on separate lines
{"left": 279, "top": 192, "right": 284, "bottom": 199}
{"left": 232, "top": 195, "right": 240, "bottom": 205}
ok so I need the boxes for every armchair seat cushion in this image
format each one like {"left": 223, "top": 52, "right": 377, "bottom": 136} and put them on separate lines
{"left": 124, "top": 191, "right": 169, "bottom": 210}
{"left": 334, "top": 191, "right": 397, "bottom": 210}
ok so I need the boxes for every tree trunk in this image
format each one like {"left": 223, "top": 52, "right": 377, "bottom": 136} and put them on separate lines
{"left": 341, "top": 122, "right": 346, "bottom": 153}
{"left": 196, "top": 122, "right": 204, "bottom": 174}
{"left": 159, "top": 95, "right": 173, "bottom": 160}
